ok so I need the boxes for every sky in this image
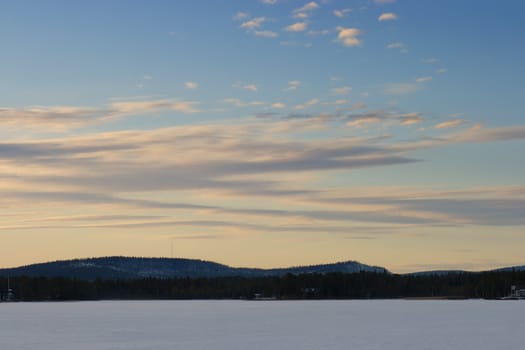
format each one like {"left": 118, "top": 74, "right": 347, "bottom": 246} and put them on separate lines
{"left": 0, "top": 0, "right": 524, "bottom": 272}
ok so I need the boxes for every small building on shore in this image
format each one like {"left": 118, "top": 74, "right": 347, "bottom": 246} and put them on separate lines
{"left": 510, "top": 285, "right": 525, "bottom": 298}
{"left": 1, "top": 277, "right": 15, "bottom": 302}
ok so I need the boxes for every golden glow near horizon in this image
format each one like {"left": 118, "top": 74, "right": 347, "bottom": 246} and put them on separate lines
{"left": 1, "top": 1, "right": 524, "bottom": 272}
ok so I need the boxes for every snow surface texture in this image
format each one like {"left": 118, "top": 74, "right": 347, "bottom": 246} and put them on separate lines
{"left": 1, "top": 300, "right": 523, "bottom": 350}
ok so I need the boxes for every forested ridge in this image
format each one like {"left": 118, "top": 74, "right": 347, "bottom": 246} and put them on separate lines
{"left": 2, "top": 270, "right": 524, "bottom": 301}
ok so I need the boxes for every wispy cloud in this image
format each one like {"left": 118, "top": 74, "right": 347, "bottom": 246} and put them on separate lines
{"left": 387, "top": 42, "right": 404, "bottom": 49}
{"left": 423, "top": 58, "right": 438, "bottom": 64}
{"left": 323, "top": 99, "right": 348, "bottom": 106}
{"left": 233, "top": 81, "right": 258, "bottom": 92}
{"left": 435, "top": 119, "right": 466, "bottom": 129}
{"left": 307, "top": 29, "right": 330, "bottom": 36}
{"left": 240, "top": 17, "right": 266, "bottom": 29}
{"left": 399, "top": 113, "right": 424, "bottom": 125}
{"left": 448, "top": 124, "right": 525, "bottom": 143}
{"left": 243, "top": 84, "right": 258, "bottom": 92}
{"left": 295, "top": 98, "right": 320, "bottom": 110}
{"left": 0, "top": 98, "right": 200, "bottom": 132}
{"left": 0, "top": 106, "right": 104, "bottom": 131}
{"left": 109, "top": 99, "right": 199, "bottom": 114}
{"left": 223, "top": 98, "right": 265, "bottom": 108}
{"left": 346, "top": 115, "right": 382, "bottom": 128}
{"left": 349, "top": 102, "right": 367, "bottom": 110}
{"left": 285, "top": 22, "right": 308, "bottom": 32}
{"left": 279, "top": 41, "right": 312, "bottom": 48}
{"left": 332, "top": 86, "right": 352, "bottom": 95}
{"left": 334, "top": 8, "right": 352, "bottom": 18}
{"left": 255, "top": 30, "right": 278, "bottom": 38}
{"left": 384, "top": 83, "right": 419, "bottom": 95}
{"left": 271, "top": 102, "right": 286, "bottom": 109}
{"left": 233, "top": 12, "right": 249, "bottom": 21}
{"left": 0, "top": 119, "right": 422, "bottom": 202}
{"left": 416, "top": 76, "right": 432, "bottom": 83}
{"left": 387, "top": 42, "right": 407, "bottom": 53}
{"left": 293, "top": 13, "right": 309, "bottom": 19}
{"left": 345, "top": 111, "right": 424, "bottom": 128}
{"left": 319, "top": 187, "right": 525, "bottom": 227}
{"left": 285, "top": 80, "right": 301, "bottom": 91}
{"left": 293, "top": 2, "right": 320, "bottom": 13}
{"left": 185, "top": 81, "right": 198, "bottom": 89}
{"left": 2, "top": 110, "right": 525, "bottom": 240}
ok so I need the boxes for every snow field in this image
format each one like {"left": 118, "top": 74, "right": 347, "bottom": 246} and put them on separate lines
{"left": 1, "top": 300, "right": 523, "bottom": 350}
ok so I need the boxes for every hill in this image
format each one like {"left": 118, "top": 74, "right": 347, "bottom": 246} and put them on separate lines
{"left": 0, "top": 256, "right": 388, "bottom": 280}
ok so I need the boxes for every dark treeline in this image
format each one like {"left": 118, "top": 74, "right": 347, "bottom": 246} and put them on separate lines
{"left": 1, "top": 270, "right": 524, "bottom": 301}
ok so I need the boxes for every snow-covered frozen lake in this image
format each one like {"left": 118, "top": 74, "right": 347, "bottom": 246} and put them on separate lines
{"left": 1, "top": 300, "right": 523, "bottom": 349}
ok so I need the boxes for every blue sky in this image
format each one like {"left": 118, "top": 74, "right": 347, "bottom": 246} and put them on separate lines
{"left": 0, "top": 0, "right": 524, "bottom": 272}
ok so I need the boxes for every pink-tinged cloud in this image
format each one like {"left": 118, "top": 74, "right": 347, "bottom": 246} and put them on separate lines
{"left": 336, "top": 27, "right": 362, "bottom": 47}
{"left": 285, "top": 22, "right": 308, "bottom": 32}
{"left": 293, "top": 1, "right": 319, "bottom": 13}
{"left": 435, "top": 119, "right": 466, "bottom": 129}
{"left": 240, "top": 17, "right": 266, "bottom": 29}
{"left": 378, "top": 13, "right": 398, "bottom": 21}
